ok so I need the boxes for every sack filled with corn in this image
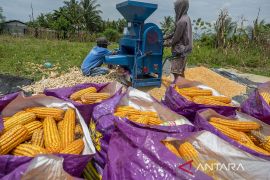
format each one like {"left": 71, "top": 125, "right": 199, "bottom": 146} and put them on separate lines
{"left": 0, "top": 92, "right": 95, "bottom": 179}
{"left": 163, "top": 77, "right": 238, "bottom": 121}
{"left": 161, "top": 130, "right": 270, "bottom": 180}
{"left": 195, "top": 109, "right": 270, "bottom": 159}
{"left": 44, "top": 81, "right": 123, "bottom": 124}
{"left": 91, "top": 87, "right": 195, "bottom": 174}
{"left": 241, "top": 81, "right": 270, "bottom": 125}
{"left": 102, "top": 118, "right": 209, "bottom": 180}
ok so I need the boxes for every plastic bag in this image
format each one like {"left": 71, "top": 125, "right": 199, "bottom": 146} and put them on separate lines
{"left": 194, "top": 109, "right": 270, "bottom": 160}
{"left": 102, "top": 119, "right": 210, "bottom": 180}
{"left": 162, "top": 131, "right": 270, "bottom": 179}
{"left": 44, "top": 82, "right": 123, "bottom": 124}
{"left": 241, "top": 81, "right": 270, "bottom": 125}
{"left": 92, "top": 87, "right": 195, "bottom": 173}
{"left": 163, "top": 77, "right": 237, "bottom": 121}
{"left": 0, "top": 93, "right": 95, "bottom": 179}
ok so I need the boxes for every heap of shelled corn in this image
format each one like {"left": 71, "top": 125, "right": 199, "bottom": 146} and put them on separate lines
{"left": 69, "top": 87, "right": 111, "bottom": 104}
{"left": 0, "top": 107, "right": 85, "bottom": 157}
{"left": 175, "top": 86, "right": 233, "bottom": 106}
{"left": 209, "top": 118, "right": 270, "bottom": 155}
{"left": 114, "top": 106, "right": 163, "bottom": 125}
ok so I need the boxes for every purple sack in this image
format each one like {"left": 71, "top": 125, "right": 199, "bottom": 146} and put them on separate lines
{"left": 0, "top": 92, "right": 20, "bottom": 132}
{"left": 102, "top": 119, "right": 211, "bottom": 180}
{"left": 241, "top": 81, "right": 270, "bottom": 125}
{"left": 163, "top": 77, "right": 237, "bottom": 121}
{"left": 91, "top": 88, "right": 195, "bottom": 173}
{"left": 194, "top": 109, "right": 270, "bottom": 161}
{"left": 44, "top": 82, "right": 122, "bottom": 124}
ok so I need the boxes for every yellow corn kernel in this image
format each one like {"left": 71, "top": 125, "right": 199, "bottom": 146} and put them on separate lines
{"left": 3, "top": 112, "right": 36, "bottom": 132}
{"left": 12, "top": 144, "right": 47, "bottom": 157}
{"left": 81, "top": 93, "right": 111, "bottom": 104}
{"left": 193, "top": 97, "right": 231, "bottom": 106}
{"left": 210, "top": 118, "right": 261, "bottom": 132}
{"left": 0, "top": 125, "right": 29, "bottom": 155}
{"left": 194, "top": 96, "right": 232, "bottom": 104}
{"left": 60, "top": 139, "right": 84, "bottom": 155}
{"left": 24, "top": 121, "right": 43, "bottom": 140}
{"left": 148, "top": 117, "right": 163, "bottom": 125}
{"left": 178, "top": 142, "right": 201, "bottom": 167}
{"left": 25, "top": 107, "right": 64, "bottom": 121}
{"left": 75, "top": 124, "right": 84, "bottom": 139}
{"left": 43, "top": 117, "right": 62, "bottom": 153}
{"left": 163, "top": 141, "right": 181, "bottom": 157}
{"left": 70, "top": 87, "right": 97, "bottom": 101}
{"left": 260, "top": 92, "right": 270, "bottom": 105}
{"left": 176, "top": 89, "right": 213, "bottom": 98}
{"left": 31, "top": 129, "right": 44, "bottom": 147}
{"left": 62, "top": 108, "right": 76, "bottom": 148}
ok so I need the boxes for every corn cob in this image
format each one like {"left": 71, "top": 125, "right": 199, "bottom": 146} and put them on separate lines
{"left": 81, "top": 93, "right": 111, "bottom": 104}
{"left": 43, "top": 117, "right": 62, "bottom": 153}
{"left": 178, "top": 142, "right": 201, "bottom": 167}
{"left": 194, "top": 96, "right": 231, "bottom": 104}
{"left": 24, "top": 121, "right": 43, "bottom": 139}
{"left": 13, "top": 111, "right": 27, "bottom": 117}
{"left": 134, "top": 117, "right": 149, "bottom": 125}
{"left": 3, "top": 112, "right": 36, "bottom": 132}
{"left": 57, "top": 120, "right": 64, "bottom": 140}
{"left": 260, "top": 92, "right": 270, "bottom": 105}
{"left": 75, "top": 124, "right": 84, "bottom": 139}
{"left": 176, "top": 89, "right": 213, "bottom": 98}
{"left": 246, "top": 133, "right": 260, "bottom": 145}
{"left": 12, "top": 144, "right": 47, "bottom": 157}
{"left": 210, "top": 122, "right": 254, "bottom": 144}
{"left": 60, "top": 139, "right": 84, "bottom": 155}
{"left": 25, "top": 107, "right": 64, "bottom": 121}
{"left": 193, "top": 97, "right": 231, "bottom": 106}
{"left": 31, "top": 129, "right": 44, "bottom": 147}
{"left": 62, "top": 108, "right": 76, "bottom": 148}
{"left": 240, "top": 142, "right": 270, "bottom": 155}
{"left": 210, "top": 118, "right": 261, "bottom": 132}
{"left": 148, "top": 117, "right": 163, "bottom": 125}
{"left": 182, "top": 95, "right": 193, "bottom": 101}
{"left": 250, "top": 131, "right": 270, "bottom": 153}
{"left": 2, "top": 117, "right": 10, "bottom": 122}
{"left": 70, "top": 87, "right": 97, "bottom": 101}
{"left": 163, "top": 141, "right": 181, "bottom": 157}
{"left": 0, "top": 125, "right": 29, "bottom": 155}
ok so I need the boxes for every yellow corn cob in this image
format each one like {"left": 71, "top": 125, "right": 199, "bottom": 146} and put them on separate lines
{"left": 182, "top": 95, "right": 193, "bottom": 101}
{"left": 70, "top": 87, "right": 97, "bottom": 101}
{"left": 194, "top": 96, "right": 232, "bottom": 104}
{"left": 178, "top": 142, "right": 201, "bottom": 167}
{"left": 31, "top": 129, "right": 44, "bottom": 147}
{"left": 75, "top": 124, "right": 84, "bottom": 139}
{"left": 62, "top": 108, "right": 76, "bottom": 148}
{"left": 3, "top": 112, "right": 36, "bottom": 132}
{"left": 57, "top": 120, "right": 64, "bottom": 140}
{"left": 60, "top": 139, "right": 84, "bottom": 155}
{"left": 240, "top": 142, "right": 270, "bottom": 155}
{"left": 25, "top": 107, "right": 64, "bottom": 121}
{"left": 13, "top": 111, "right": 27, "bottom": 117}
{"left": 176, "top": 89, "right": 213, "bottom": 98}
{"left": 246, "top": 133, "right": 260, "bottom": 145}
{"left": 193, "top": 97, "right": 231, "bottom": 106}
{"left": 250, "top": 131, "right": 270, "bottom": 153}
{"left": 0, "top": 125, "right": 29, "bottom": 155}
{"left": 3, "top": 117, "right": 10, "bottom": 122}
{"left": 46, "top": 142, "right": 62, "bottom": 153}
{"left": 260, "top": 92, "right": 270, "bottom": 105}
{"left": 148, "top": 117, "right": 163, "bottom": 125}
{"left": 24, "top": 121, "right": 43, "bottom": 139}
{"left": 163, "top": 141, "right": 181, "bottom": 157}
{"left": 81, "top": 93, "right": 111, "bottom": 104}
{"left": 210, "top": 122, "right": 254, "bottom": 144}
{"left": 43, "top": 117, "right": 62, "bottom": 153}
{"left": 210, "top": 118, "right": 261, "bottom": 132}
{"left": 12, "top": 144, "right": 47, "bottom": 157}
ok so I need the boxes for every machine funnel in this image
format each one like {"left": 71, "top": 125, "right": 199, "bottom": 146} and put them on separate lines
{"left": 116, "top": 1, "right": 157, "bottom": 23}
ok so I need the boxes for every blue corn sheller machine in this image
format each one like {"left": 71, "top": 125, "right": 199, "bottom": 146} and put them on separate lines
{"left": 105, "top": 1, "right": 163, "bottom": 88}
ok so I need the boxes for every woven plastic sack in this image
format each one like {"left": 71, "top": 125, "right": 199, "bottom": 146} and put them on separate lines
{"left": 0, "top": 93, "right": 95, "bottom": 179}
{"left": 163, "top": 77, "right": 238, "bottom": 121}
{"left": 91, "top": 87, "right": 195, "bottom": 173}
{"left": 241, "top": 81, "right": 270, "bottom": 125}
{"left": 44, "top": 82, "right": 123, "bottom": 124}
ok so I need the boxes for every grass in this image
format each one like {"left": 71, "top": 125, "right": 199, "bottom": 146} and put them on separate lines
{"left": 0, "top": 35, "right": 269, "bottom": 81}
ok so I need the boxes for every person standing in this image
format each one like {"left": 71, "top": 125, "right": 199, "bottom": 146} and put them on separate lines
{"left": 164, "top": 0, "right": 193, "bottom": 79}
